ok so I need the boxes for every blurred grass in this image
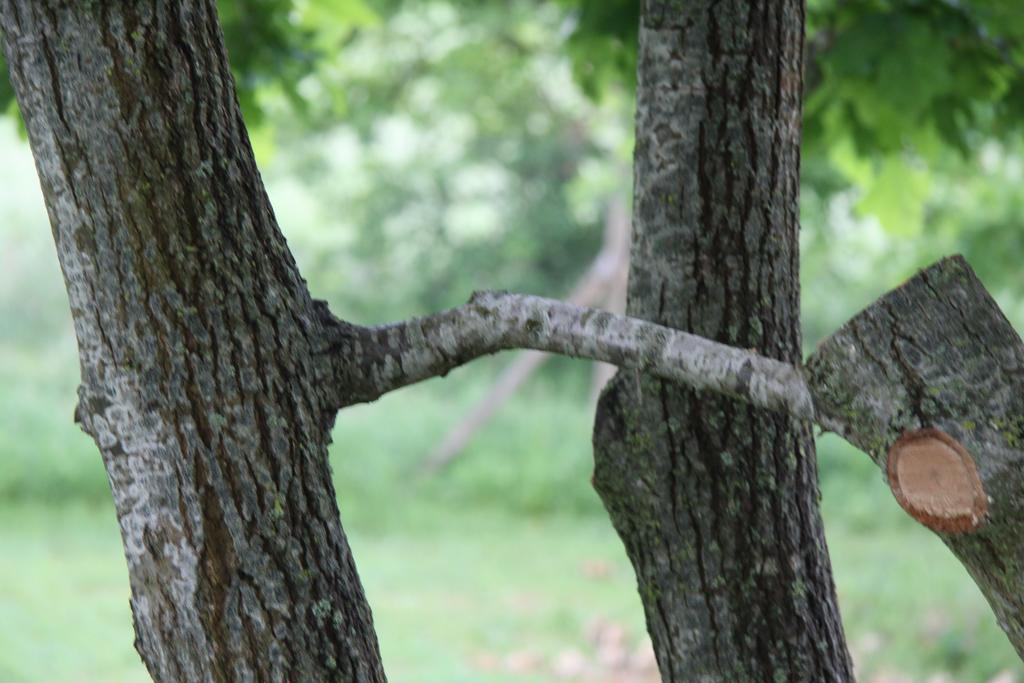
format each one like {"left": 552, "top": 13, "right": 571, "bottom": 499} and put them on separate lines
{"left": 2, "top": 366, "right": 1023, "bottom": 682}
{"left": 0, "top": 498, "right": 647, "bottom": 683}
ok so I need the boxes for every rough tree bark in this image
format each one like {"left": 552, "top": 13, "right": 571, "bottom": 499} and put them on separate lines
{"left": 807, "top": 255, "right": 1024, "bottom": 660}
{"left": 0, "top": 2, "right": 821, "bottom": 680}
{"left": 0, "top": 3, "right": 386, "bottom": 681}
{"left": 591, "top": 2, "right": 855, "bottom": 681}
{"left": 14, "top": 1, "right": 1024, "bottom": 682}
{"left": 0, "top": 1, "right": 858, "bottom": 680}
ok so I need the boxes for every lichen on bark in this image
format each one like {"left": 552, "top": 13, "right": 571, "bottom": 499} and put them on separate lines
{"left": 807, "top": 255, "right": 1024, "bottom": 658}
{"left": 1, "top": 2, "right": 385, "bottom": 680}
{"left": 591, "top": 2, "right": 854, "bottom": 680}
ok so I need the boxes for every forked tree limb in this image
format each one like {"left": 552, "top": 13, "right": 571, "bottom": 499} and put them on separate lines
{"left": 324, "top": 291, "right": 815, "bottom": 420}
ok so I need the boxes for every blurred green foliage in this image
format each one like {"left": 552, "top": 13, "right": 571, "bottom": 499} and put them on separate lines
{"left": 262, "top": 1, "right": 632, "bottom": 322}
{"left": 1, "top": 0, "right": 1023, "bottom": 544}
{"left": 558, "top": 0, "right": 1024, "bottom": 237}
{"left": 3, "top": 1, "right": 1024, "bottom": 680}
{"left": 0, "top": 0, "right": 378, "bottom": 122}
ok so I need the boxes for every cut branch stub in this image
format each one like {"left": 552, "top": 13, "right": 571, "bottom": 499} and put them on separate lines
{"left": 806, "top": 255, "right": 1024, "bottom": 657}
{"left": 886, "top": 428, "right": 987, "bottom": 534}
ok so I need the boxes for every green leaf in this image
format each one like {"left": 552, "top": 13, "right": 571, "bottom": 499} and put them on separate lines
{"left": 858, "top": 157, "right": 931, "bottom": 236}
{"left": 295, "top": 0, "right": 379, "bottom": 49}
{"left": 875, "top": 21, "right": 952, "bottom": 117}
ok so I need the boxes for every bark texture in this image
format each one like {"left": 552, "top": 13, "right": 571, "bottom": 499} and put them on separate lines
{"left": 807, "top": 255, "right": 1024, "bottom": 659}
{"left": 0, "top": 3, "right": 384, "bottom": 681}
{"left": 591, "top": 2, "right": 854, "bottom": 681}
{"left": 10, "top": 0, "right": 1024, "bottom": 679}
{"left": 323, "top": 291, "right": 813, "bottom": 419}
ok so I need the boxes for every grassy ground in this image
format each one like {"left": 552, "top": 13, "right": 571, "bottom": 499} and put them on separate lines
{"left": 2, "top": 368, "right": 1023, "bottom": 683}
{"left": 0, "top": 502, "right": 649, "bottom": 683}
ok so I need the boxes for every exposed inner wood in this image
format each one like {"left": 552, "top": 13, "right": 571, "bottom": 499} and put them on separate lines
{"left": 887, "top": 428, "right": 988, "bottom": 533}
{"left": 807, "top": 256, "right": 1024, "bottom": 657}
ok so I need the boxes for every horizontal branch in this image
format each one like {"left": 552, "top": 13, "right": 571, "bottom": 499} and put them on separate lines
{"left": 325, "top": 291, "right": 815, "bottom": 420}
{"left": 322, "top": 255, "right": 1024, "bottom": 659}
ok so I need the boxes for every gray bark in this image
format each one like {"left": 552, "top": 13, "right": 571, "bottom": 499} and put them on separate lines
{"left": 590, "top": 2, "right": 854, "bottom": 681}
{"left": 422, "top": 196, "right": 631, "bottom": 473}
{"left": 0, "top": 4, "right": 841, "bottom": 678}
{"left": 321, "top": 291, "right": 814, "bottom": 419}
{"left": 14, "top": 0, "right": 1024, "bottom": 680}
{"left": 807, "top": 255, "right": 1024, "bottom": 660}
{"left": 0, "top": 3, "right": 384, "bottom": 681}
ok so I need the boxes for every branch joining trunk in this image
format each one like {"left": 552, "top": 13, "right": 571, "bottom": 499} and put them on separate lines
{"left": 1, "top": 3, "right": 386, "bottom": 680}
{"left": 328, "top": 250, "right": 1024, "bottom": 661}
{"left": 9, "top": 0, "right": 1024, "bottom": 680}
{"left": 588, "top": 1, "right": 855, "bottom": 680}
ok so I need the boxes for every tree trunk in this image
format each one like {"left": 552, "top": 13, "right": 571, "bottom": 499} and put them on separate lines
{"left": 0, "top": 3, "right": 385, "bottom": 681}
{"left": 1, "top": 1, "right": 868, "bottom": 681}
{"left": 591, "top": 2, "right": 854, "bottom": 681}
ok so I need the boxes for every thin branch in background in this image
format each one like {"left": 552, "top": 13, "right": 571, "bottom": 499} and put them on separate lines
{"left": 419, "top": 196, "right": 631, "bottom": 473}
